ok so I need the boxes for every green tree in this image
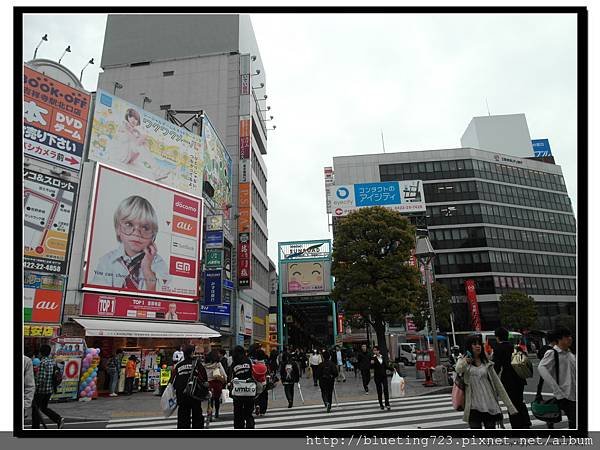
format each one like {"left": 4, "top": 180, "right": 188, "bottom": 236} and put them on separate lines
{"left": 499, "top": 291, "right": 538, "bottom": 331}
{"left": 412, "top": 282, "right": 453, "bottom": 331}
{"left": 331, "top": 207, "right": 422, "bottom": 362}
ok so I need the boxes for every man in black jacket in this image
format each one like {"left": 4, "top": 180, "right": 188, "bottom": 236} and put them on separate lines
{"left": 356, "top": 344, "right": 372, "bottom": 394}
{"left": 371, "top": 346, "right": 391, "bottom": 410}
{"left": 170, "top": 344, "right": 204, "bottom": 429}
{"left": 493, "top": 327, "right": 532, "bottom": 429}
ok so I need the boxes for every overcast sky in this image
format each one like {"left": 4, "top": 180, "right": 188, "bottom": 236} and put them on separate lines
{"left": 22, "top": 12, "right": 578, "bottom": 263}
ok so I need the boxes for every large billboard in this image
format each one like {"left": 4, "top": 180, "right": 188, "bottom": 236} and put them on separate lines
{"left": 330, "top": 180, "right": 426, "bottom": 217}
{"left": 83, "top": 165, "right": 202, "bottom": 300}
{"left": 81, "top": 293, "right": 199, "bottom": 322}
{"left": 279, "top": 240, "right": 332, "bottom": 296}
{"left": 88, "top": 90, "right": 204, "bottom": 196}
{"left": 23, "top": 272, "right": 65, "bottom": 324}
{"left": 203, "top": 117, "right": 233, "bottom": 218}
{"left": 23, "top": 66, "right": 91, "bottom": 172}
{"left": 24, "top": 169, "right": 78, "bottom": 274}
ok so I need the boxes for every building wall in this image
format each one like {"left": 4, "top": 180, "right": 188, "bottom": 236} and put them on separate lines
{"left": 460, "top": 114, "right": 533, "bottom": 158}
{"left": 332, "top": 147, "right": 576, "bottom": 331}
{"left": 97, "top": 14, "right": 270, "bottom": 341}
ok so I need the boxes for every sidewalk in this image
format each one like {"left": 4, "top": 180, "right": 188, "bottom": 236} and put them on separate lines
{"left": 42, "top": 366, "right": 451, "bottom": 421}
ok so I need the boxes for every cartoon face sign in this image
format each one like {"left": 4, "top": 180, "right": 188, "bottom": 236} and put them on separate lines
{"left": 287, "top": 262, "right": 324, "bottom": 292}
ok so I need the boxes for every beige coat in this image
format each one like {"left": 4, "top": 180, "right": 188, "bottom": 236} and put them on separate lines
{"left": 455, "top": 356, "right": 517, "bottom": 423}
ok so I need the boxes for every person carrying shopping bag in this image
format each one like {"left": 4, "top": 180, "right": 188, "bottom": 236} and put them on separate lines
{"left": 455, "top": 334, "right": 518, "bottom": 429}
{"left": 204, "top": 349, "right": 227, "bottom": 421}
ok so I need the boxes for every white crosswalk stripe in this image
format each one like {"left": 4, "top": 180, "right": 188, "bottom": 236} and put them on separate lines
{"left": 106, "top": 392, "right": 568, "bottom": 430}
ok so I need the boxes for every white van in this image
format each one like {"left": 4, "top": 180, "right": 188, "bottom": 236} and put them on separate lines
{"left": 397, "top": 343, "right": 417, "bottom": 365}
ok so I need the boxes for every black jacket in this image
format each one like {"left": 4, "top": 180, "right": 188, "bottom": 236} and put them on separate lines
{"left": 493, "top": 341, "right": 526, "bottom": 388}
{"left": 356, "top": 351, "right": 372, "bottom": 371}
{"left": 317, "top": 360, "right": 338, "bottom": 382}
{"left": 229, "top": 357, "right": 253, "bottom": 382}
{"left": 171, "top": 357, "right": 200, "bottom": 395}
{"left": 280, "top": 360, "right": 300, "bottom": 384}
{"left": 370, "top": 355, "right": 388, "bottom": 381}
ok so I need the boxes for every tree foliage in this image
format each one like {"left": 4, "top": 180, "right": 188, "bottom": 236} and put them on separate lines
{"left": 412, "top": 282, "right": 453, "bottom": 331}
{"left": 499, "top": 291, "right": 538, "bottom": 331}
{"left": 332, "top": 207, "right": 422, "bottom": 358}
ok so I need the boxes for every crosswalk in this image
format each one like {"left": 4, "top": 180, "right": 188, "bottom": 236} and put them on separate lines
{"left": 106, "top": 392, "right": 568, "bottom": 430}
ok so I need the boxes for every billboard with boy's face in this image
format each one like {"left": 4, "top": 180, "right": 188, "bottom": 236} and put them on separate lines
{"left": 83, "top": 165, "right": 202, "bottom": 300}
{"left": 88, "top": 90, "right": 204, "bottom": 197}
{"left": 203, "top": 117, "right": 232, "bottom": 218}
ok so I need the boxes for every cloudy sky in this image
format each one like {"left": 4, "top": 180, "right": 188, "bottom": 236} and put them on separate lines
{"left": 21, "top": 12, "right": 579, "bottom": 263}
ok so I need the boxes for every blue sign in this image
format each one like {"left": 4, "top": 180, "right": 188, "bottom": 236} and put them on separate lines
{"left": 223, "top": 279, "right": 234, "bottom": 290}
{"left": 204, "top": 270, "right": 222, "bottom": 305}
{"left": 531, "top": 139, "right": 552, "bottom": 157}
{"left": 201, "top": 303, "right": 230, "bottom": 316}
{"left": 354, "top": 181, "right": 400, "bottom": 207}
{"left": 205, "top": 230, "right": 224, "bottom": 249}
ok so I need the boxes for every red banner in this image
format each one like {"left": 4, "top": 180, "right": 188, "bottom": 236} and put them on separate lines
{"left": 464, "top": 279, "right": 482, "bottom": 331}
{"left": 81, "top": 293, "right": 198, "bottom": 322}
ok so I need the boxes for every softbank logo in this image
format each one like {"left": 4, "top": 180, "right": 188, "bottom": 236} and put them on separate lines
{"left": 173, "top": 195, "right": 199, "bottom": 218}
{"left": 170, "top": 256, "right": 196, "bottom": 278}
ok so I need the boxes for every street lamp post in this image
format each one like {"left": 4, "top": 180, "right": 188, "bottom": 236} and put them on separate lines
{"left": 415, "top": 234, "right": 443, "bottom": 380}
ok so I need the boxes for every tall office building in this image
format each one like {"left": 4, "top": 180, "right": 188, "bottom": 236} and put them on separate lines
{"left": 98, "top": 15, "right": 271, "bottom": 347}
{"left": 332, "top": 118, "right": 576, "bottom": 332}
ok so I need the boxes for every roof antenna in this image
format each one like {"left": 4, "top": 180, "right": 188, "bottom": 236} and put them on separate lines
{"left": 381, "top": 129, "right": 386, "bottom": 153}
{"left": 485, "top": 98, "right": 491, "bottom": 117}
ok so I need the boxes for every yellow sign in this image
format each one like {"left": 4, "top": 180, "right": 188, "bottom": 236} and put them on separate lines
{"left": 24, "top": 325, "right": 58, "bottom": 337}
{"left": 160, "top": 368, "right": 171, "bottom": 386}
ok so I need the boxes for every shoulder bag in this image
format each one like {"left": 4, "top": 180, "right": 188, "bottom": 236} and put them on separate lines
{"left": 530, "top": 350, "right": 561, "bottom": 423}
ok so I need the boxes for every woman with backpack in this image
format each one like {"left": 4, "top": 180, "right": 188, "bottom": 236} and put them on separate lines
{"left": 228, "top": 345, "right": 255, "bottom": 429}
{"left": 280, "top": 352, "right": 300, "bottom": 408}
{"left": 204, "top": 349, "right": 227, "bottom": 421}
{"left": 317, "top": 350, "right": 338, "bottom": 413}
{"left": 456, "top": 334, "right": 517, "bottom": 429}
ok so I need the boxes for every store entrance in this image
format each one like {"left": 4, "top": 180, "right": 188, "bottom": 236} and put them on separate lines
{"left": 283, "top": 300, "right": 332, "bottom": 350}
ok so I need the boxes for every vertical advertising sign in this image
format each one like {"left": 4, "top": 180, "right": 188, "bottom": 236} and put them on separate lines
{"left": 464, "top": 280, "right": 482, "bottom": 332}
{"left": 203, "top": 117, "right": 232, "bottom": 218}
{"left": 50, "top": 338, "right": 86, "bottom": 401}
{"left": 238, "top": 233, "right": 251, "bottom": 288}
{"left": 88, "top": 90, "right": 204, "bottom": 196}
{"left": 204, "top": 270, "right": 223, "bottom": 305}
{"left": 238, "top": 117, "right": 252, "bottom": 289}
{"left": 23, "top": 66, "right": 91, "bottom": 172}
{"left": 324, "top": 166, "right": 334, "bottom": 214}
{"left": 23, "top": 169, "right": 78, "bottom": 274}
{"left": 238, "top": 297, "right": 253, "bottom": 336}
{"left": 24, "top": 272, "right": 65, "bottom": 323}
{"left": 83, "top": 165, "right": 203, "bottom": 300}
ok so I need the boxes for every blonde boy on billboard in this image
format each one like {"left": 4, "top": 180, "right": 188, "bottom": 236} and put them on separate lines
{"left": 91, "top": 195, "right": 171, "bottom": 292}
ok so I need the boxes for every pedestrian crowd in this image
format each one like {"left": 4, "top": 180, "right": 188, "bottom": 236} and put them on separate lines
{"left": 23, "top": 326, "right": 576, "bottom": 430}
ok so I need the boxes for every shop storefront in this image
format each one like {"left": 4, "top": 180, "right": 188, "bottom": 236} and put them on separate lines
{"left": 70, "top": 318, "right": 220, "bottom": 395}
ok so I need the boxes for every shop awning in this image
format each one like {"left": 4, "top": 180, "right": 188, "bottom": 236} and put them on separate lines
{"left": 73, "top": 318, "right": 221, "bottom": 339}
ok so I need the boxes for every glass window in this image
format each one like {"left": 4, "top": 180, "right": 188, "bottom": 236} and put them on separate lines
{"left": 441, "top": 161, "right": 450, "bottom": 171}
{"left": 464, "top": 159, "right": 473, "bottom": 170}
{"left": 448, "top": 160, "right": 457, "bottom": 171}
{"left": 426, "top": 162, "right": 434, "bottom": 173}
{"left": 418, "top": 162, "right": 426, "bottom": 173}
{"left": 452, "top": 229, "right": 460, "bottom": 240}
{"left": 433, "top": 161, "right": 442, "bottom": 172}
{"left": 444, "top": 229, "right": 453, "bottom": 240}
{"left": 447, "top": 254, "right": 456, "bottom": 265}
{"left": 472, "top": 253, "right": 481, "bottom": 264}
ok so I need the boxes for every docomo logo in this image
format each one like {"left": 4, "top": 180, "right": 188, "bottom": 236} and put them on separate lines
{"left": 170, "top": 256, "right": 196, "bottom": 278}
{"left": 173, "top": 194, "right": 199, "bottom": 218}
